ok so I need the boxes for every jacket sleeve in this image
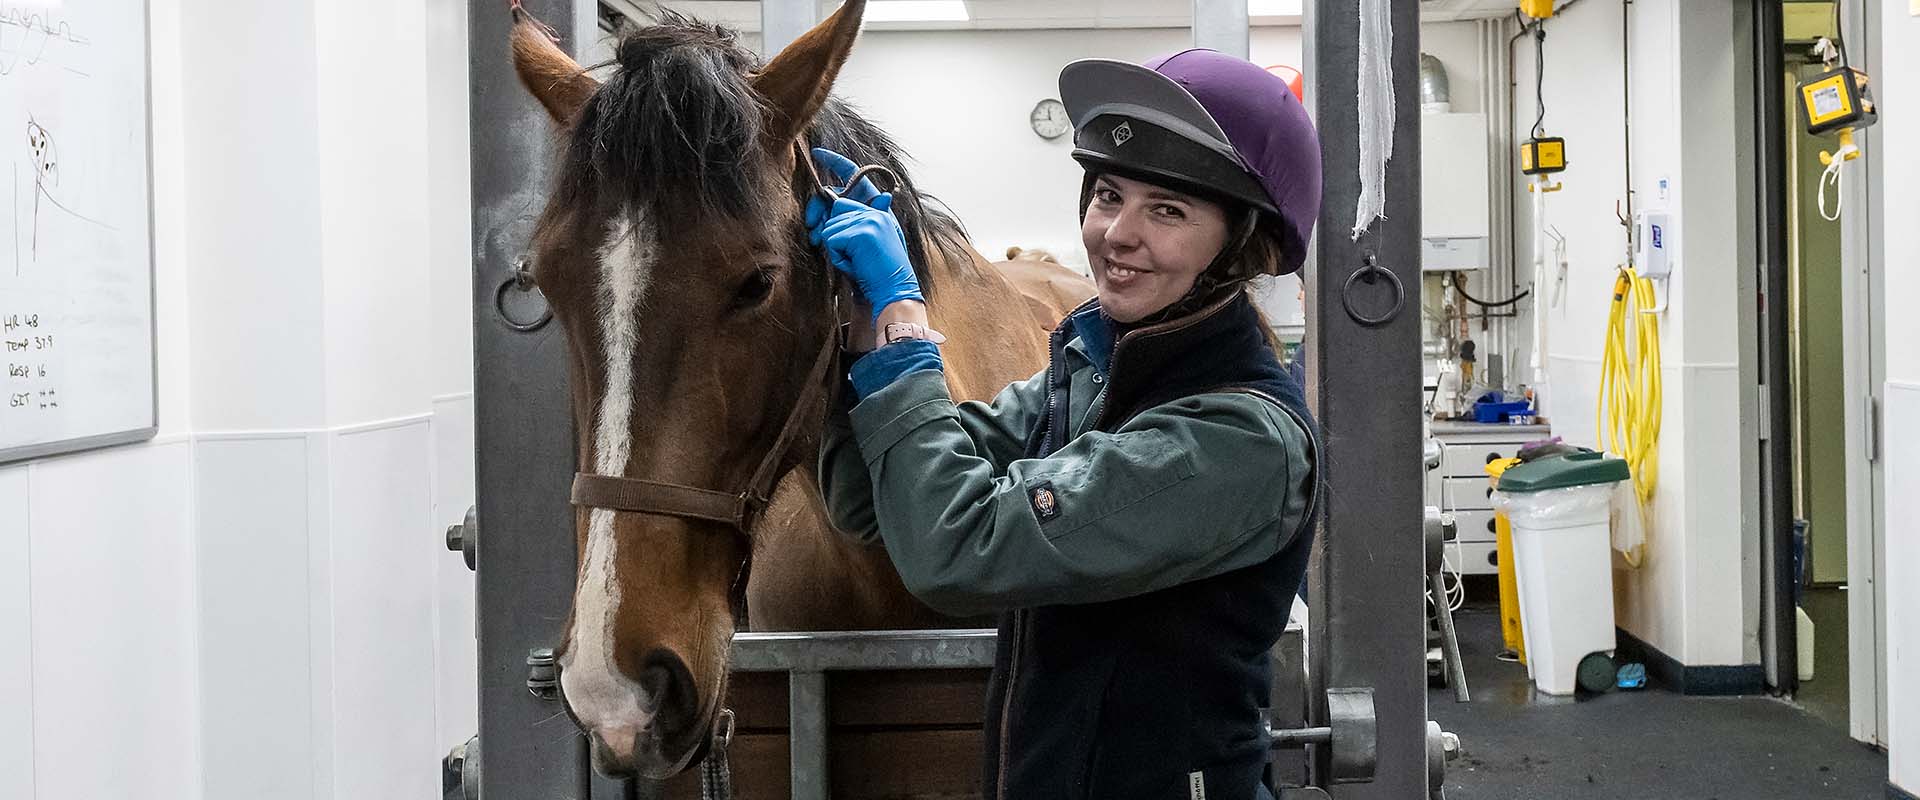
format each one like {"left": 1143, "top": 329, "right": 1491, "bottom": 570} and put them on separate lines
{"left": 847, "top": 369, "right": 1314, "bottom": 617}
{"left": 816, "top": 357, "right": 1048, "bottom": 545}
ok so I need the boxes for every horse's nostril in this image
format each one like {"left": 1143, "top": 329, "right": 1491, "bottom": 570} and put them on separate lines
{"left": 637, "top": 648, "right": 699, "bottom": 735}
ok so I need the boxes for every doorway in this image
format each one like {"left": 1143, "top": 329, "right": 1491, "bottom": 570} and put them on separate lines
{"left": 1784, "top": 36, "right": 1848, "bottom": 732}
{"left": 1772, "top": 0, "right": 1886, "bottom": 745}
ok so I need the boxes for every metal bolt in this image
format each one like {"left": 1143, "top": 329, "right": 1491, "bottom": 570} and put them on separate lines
{"left": 445, "top": 506, "right": 478, "bottom": 571}
{"left": 527, "top": 648, "right": 559, "bottom": 701}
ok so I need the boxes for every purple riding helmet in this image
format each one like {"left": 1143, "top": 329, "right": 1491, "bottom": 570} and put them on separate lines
{"left": 1060, "top": 49, "right": 1323, "bottom": 279}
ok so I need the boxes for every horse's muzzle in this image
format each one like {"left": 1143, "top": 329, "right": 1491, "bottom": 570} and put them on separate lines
{"left": 583, "top": 648, "right": 710, "bottom": 779}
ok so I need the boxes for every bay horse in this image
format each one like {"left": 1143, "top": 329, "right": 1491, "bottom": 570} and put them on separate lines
{"left": 510, "top": 0, "right": 1092, "bottom": 779}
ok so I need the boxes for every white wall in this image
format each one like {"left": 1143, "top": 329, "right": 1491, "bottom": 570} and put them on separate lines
{"left": 1, "top": 1, "right": 480, "bottom": 798}
{"left": 1421, "top": 19, "right": 1485, "bottom": 114}
{"left": 315, "top": 0, "right": 436, "bottom": 427}
{"left": 10, "top": 444, "right": 201, "bottom": 800}
{"left": 1514, "top": 0, "right": 1755, "bottom": 667}
{"left": 178, "top": 0, "right": 328, "bottom": 433}
{"left": 1877, "top": 2, "right": 1919, "bottom": 793}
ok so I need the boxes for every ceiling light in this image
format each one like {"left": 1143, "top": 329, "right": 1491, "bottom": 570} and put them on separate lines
{"left": 1249, "top": 0, "right": 1304, "bottom": 15}
{"left": 861, "top": 1, "right": 971, "bottom": 23}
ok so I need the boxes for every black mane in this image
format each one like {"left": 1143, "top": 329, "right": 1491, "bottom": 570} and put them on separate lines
{"left": 555, "top": 10, "right": 973, "bottom": 285}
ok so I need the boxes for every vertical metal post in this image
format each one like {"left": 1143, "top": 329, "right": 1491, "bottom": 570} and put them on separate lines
{"left": 470, "top": 0, "right": 591, "bottom": 797}
{"left": 761, "top": 0, "right": 817, "bottom": 59}
{"left": 1193, "top": 0, "right": 1251, "bottom": 59}
{"left": 1749, "top": 0, "right": 1794, "bottom": 695}
{"left": 1302, "top": 0, "right": 1427, "bottom": 796}
{"left": 789, "top": 670, "right": 830, "bottom": 800}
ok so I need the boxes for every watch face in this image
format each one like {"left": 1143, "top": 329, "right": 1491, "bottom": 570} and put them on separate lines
{"left": 1031, "top": 98, "right": 1071, "bottom": 140}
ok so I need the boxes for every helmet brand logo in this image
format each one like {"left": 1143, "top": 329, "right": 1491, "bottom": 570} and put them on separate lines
{"left": 1111, "top": 121, "right": 1133, "bottom": 147}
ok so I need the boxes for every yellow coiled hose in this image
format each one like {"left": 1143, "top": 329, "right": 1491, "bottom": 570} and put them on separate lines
{"left": 1596, "top": 267, "right": 1661, "bottom": 568}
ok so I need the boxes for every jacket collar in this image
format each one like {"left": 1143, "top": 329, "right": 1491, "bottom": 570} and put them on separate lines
{"left": 1033, "top": 288, "right": 1288, "bottom": 456}
{"left": 1060, "top": 288, "right": 1248, "bottom": 377}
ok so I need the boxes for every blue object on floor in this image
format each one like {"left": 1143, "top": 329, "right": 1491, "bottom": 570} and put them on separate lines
{"left": 1617, "top": 662, "right": 1648, "bottom": 690}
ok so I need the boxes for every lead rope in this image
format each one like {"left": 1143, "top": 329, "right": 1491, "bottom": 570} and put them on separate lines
{"left": 699, "top": 709, "right": 736, "bottom": 800}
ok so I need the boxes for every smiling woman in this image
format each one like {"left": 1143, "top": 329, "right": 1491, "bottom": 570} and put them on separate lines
{"left": 811, "top": 46, "right": 1327, "bottom": 800}
{"left": 1079, "top": 173, "right": 1233, "bottom": 323}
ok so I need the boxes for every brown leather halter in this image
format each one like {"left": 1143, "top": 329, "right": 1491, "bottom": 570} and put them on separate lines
{"left": 567, "top": 139, "right": 898, "bottom": 537}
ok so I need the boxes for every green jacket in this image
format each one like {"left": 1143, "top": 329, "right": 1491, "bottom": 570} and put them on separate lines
{"left": 816, "top": 302, "right": 1315, "bottom": 617}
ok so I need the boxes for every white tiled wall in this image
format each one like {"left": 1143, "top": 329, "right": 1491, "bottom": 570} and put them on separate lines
{"left": 194, "top": 435, "right": 316, "bottom": 800}
{"left": 432, "top": 394, "right": 479, "bottom": 753}
{"left": 327, "top": 419, "right": 441, "bottom": 799}
{"left": 26, "top": 443, "right": 200, "bottom": 800}
{"left": 2, "top": 408, "right": 478, "bottom": 800}
{"left": 0, "top": 465, "right": 35, "bottom": 800}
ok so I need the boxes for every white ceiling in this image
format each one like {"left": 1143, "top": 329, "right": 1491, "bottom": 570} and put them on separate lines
{"left": 605, "top": 1, "right": 1522, "bottom": 32}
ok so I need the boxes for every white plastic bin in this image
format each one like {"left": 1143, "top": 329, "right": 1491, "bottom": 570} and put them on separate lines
{"left": 1496, "top": 483, "right": 1616, "bottom": 695}
{"left": 1491, "top": 450, "right": 1630, "bottom": 695}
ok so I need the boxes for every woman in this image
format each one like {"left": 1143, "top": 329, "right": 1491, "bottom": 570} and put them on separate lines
{"left": 813, "top": 49, "right": 1322, "bottom": 800}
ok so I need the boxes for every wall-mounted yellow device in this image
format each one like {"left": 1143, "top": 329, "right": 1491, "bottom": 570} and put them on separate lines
{"left": 1520, "top": 136, "right": 1567, "bottom": 175}
{"left": 1799, "top": 66, "right": 1877, "bottom": 136}
{"left": 1519, "top": 0, "right": 1555, "bottom": 20}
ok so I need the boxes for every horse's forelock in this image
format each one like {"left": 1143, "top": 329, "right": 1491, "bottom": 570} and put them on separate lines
{"left": 558, "top": 14, "right": 771, "bottom": 226}
{"left": 553, "top": 12, "right": 980, "bottom": 288}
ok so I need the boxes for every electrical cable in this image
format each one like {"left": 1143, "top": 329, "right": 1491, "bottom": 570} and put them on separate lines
{"left": 1424, "top": 440, "right": 1467, "bottom": 613}
{"left": 1503, "top": 0, "right": 1591, "bottom": 301}
{"left": 1622, "top": 0, "right": 1634, "bottom": 239}
{"left": 1532, "top": 26, "right": 1547, "bottom": 138}
{"left": 1830, "top": 0, "right": 1849, "bottom": 67}
{"left": 1452, "top": 272, "right": 1532, "bottom": 308}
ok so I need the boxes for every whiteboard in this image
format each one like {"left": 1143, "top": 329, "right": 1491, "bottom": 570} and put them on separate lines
{"left": 0, "top": 0, "right": 156, "bottom": 464}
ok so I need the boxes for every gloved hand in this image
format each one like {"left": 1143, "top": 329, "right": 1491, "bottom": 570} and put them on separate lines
{"left": 805, "top": 149, "right": 922, "bottom": 321}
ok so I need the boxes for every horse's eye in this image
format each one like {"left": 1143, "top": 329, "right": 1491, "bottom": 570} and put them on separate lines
{"left": 733, "top": 268, "right": 775, "bottom": 307}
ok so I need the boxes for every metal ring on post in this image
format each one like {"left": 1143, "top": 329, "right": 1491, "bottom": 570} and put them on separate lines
{"left": 494, "top": 259, "right": 553, "bottom": 332}
{"left": 1340, "top": 255, "right": 1405, "bottom": 328}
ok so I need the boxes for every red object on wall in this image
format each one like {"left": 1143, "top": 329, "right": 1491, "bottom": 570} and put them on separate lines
{"left": 1265, "top": 64, "right": 1304, "bottom": 103}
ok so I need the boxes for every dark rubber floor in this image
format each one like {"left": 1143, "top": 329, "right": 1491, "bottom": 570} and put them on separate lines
{"left": 1429, "top": 603, "right": 1888, "bottom": 799}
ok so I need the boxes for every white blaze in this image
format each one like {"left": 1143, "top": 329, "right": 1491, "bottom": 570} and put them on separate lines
{"left": 562, "top": 210, "right": 659, "bottom": 743}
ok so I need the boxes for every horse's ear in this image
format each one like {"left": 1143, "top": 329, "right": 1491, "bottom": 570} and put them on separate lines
{"left": 511, "top": 11, "right": 599, "bottom": 124}
{"left": 751, "top": 0, "right": 866, "bottom": 143}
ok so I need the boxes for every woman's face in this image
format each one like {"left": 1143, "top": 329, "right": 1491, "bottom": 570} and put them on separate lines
{"left": 1081, "top": 173, "right": 1233, "bottom": 323}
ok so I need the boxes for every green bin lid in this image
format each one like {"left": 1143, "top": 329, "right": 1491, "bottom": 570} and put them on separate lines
{"left": 1496, "top": 451, "right": 1630, "bottom": 492}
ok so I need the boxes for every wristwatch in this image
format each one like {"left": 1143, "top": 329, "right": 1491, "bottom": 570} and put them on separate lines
{"left": 882, "top": 322, "right": 946, "bottom": 346}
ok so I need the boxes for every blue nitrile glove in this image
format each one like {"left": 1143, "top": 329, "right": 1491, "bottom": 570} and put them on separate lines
{"left": 805, "top": 194, "right": 922, "bottom": 323}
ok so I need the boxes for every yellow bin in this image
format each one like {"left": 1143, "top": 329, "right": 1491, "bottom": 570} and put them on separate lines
{"left": 1486, "top": 457, "right": 1526, "bottom": 664}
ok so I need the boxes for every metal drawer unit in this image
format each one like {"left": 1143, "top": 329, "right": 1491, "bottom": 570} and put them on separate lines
{"left": 1426, "top": 421, "right": 1553, "bottom": 575}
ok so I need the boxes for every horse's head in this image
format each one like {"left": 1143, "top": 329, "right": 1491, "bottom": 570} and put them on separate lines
{"left": 510, "top": 0, "right": 960, "bottom": 779}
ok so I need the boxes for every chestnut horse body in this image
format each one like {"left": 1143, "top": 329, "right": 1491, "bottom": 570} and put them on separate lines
{"left": 510, "top": 1, "right": 1091, "bottom": 778}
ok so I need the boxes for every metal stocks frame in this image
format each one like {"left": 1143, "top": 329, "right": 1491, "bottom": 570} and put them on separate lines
{"left": 462, "top": 0, "right": 1432, "bottom": 797}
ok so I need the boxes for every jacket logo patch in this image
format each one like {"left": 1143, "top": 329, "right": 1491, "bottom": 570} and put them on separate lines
{"left": 1188, "top": 771, "right": 1206, "bottom": 800}
{"left": 1029, "top": 482, "right": 1061, "bottom": 522}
